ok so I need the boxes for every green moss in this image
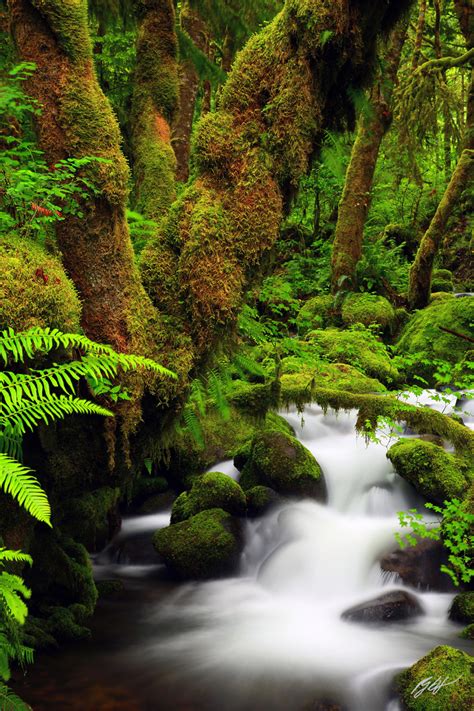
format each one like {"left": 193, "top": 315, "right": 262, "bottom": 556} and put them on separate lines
{"left": 296, "top": 295, "right": 336, "bottom": 334}
{"left": 395, "top": 297, "right": 474, "bottom": 383}
{"left": 227, "top": 379, "right": 281, "bottom": 417}
{"left": 240, "top": 430, "right": 326, "bottom": 499}
{"left": 37, "top": 0, "right": 91, "bottom": 61}
{"left": 341, "top": 293, "right": 396, "bottom": 331}
{"left": 0, "top": 235, "right": 81, "bottom": 332}
{"left": 308, "top": 327, "right": 400, "bottom": 386}
{"left": 395, "top": 646, "right": 473, "bottom": 710}
{"left": 387, "top": 439, "right": 470, "bottom": 504}
{"left": 450, "top": 592, "right": 474, "bottom": 625}
{"left": 246, "top": 485, "right": 281, "bottom": 516}
{"left": 170, "top": 472, "right": 246, "bottom": 523}
{"left": 96, "top": 579, "right": 125, "bottom": 599}
{"left": 153, "top": 508, "right": 242, "bottom": 579}
{"left": 461, "top": 624, "right": 474, "bottom": 639}
{"left": 59, "top": 487, "right": 120, "bottom": 551}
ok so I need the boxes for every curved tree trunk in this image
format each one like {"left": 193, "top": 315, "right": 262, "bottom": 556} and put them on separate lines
{"left": 8, "top": 0, "right": 158, "bottom": 356}
{"left": 330, "top": 20, "right": 409, "bottom": 293}
{"left": 407, "top": 148, "right": 474, "bottom": 309}
{"left": 141, "top": 0, "right": 414, "bottom": 361}
{"left": 173, "top": 1, "right": 210, "bottom": 182}
{"left": 412, "top": 0, "right": 427, "bottom": 70}
{"left": 131, "top": 0, "right": 179, "bottom": 220}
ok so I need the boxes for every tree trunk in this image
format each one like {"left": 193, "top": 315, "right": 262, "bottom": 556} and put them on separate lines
{"left": 142, "top": 0, "right": 415, "bottom": 361}
{"left": 131, "top": 0, "right": 179, "bottom": 220}
{"left": 330, "top": 20, "right": 408, "bottom": 293}
{"left": 412, "top": 0, "right": 427, "bottom": 70}
{"left": 407, "top": 148, "right": 474, "bottom": 309}
{"left": 8, "top": 0, "right": 158, "bottom": 355}
{"left": 173, "top": 2, "right": 209, "bottom": 182}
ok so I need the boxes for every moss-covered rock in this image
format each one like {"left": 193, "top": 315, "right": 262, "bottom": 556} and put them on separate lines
{"left": 341, "top": 293, "right": 396, "bottom": 331}
{"left": 95, "top": 579, "right": 125, "bottom": 599}
{"left": 296, "top": 295, "right": 336, "bottom": 334}
{"left": 239, "top": 430, "right": 326, "bottom": 500}
{"left": 0, "top": 235, "right": 81, "bottom": 332}
{"left": 171, "top": 472, "right": 246, "bottom": 523}
{"left": 308, "top": 326, "right": 399, "bottom": 386}
{"left": 153, "top": 508, "right": 242, "bottom": 579}
{"left": 450, "top": 592, "right": 474, "bottom": 625}
{"left": 395, "top": 296, "right": 474, "bottom": 383}
{"left": 131, "top": 475, "right": 169, "bottom": 505}
{"left": 246, "top": 485, "right": 281, "bottom": 517}
{"left": 387, "top": 438, "right": 471, "bottom": 504}
{"left": 395, "top": 646, "right": 473, "bottom": 710}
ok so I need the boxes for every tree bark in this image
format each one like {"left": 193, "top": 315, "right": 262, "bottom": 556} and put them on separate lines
{"left": 330, "top": 20, "right": 408, "bottom": 293}
{"left": 131, "top": 0, "right": 179, "bottom": 220}
{"left": 407, "top": 148, "right": 474, "bottom": 309}
{"left": 173, "top": 2, "right": 210, "bottom": 182}
{"left": 412, "top": 0, "right": 427, "bottom": 70}
{"left": 8, "top": 0, "right": 158, "bottom": 355}
{"left": 142, "top": 0, "right": 415, "bottom": 360}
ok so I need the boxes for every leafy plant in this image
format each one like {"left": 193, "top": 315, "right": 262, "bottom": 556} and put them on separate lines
{"left": 396, "top": 499, "right": 474, "bottom": 586}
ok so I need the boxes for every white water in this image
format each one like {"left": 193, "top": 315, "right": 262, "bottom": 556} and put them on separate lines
{"left": 96, "top": 400, "right": 472, "bottom": 710}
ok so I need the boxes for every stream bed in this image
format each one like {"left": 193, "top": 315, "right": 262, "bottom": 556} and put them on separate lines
{"left": 16, "top": 397, "right": 472, "bottom": 711}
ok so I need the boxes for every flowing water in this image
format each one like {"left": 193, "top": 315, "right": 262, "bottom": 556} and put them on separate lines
{"left": 16, "top": 396, "right": 473, "bottom": 711}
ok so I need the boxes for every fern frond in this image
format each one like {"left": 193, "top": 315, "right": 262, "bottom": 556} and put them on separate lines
{"left": 0, "top": 395, "right": 113, "bottom": 439}
{"left": 233, "top": 353, "right": 266, "bottom": 378}
{"left": 182, "top": 406, "right": 205, "bottom": 449}
{"left": 0, "top": 455, "right": 51, "bottom": 525}
{"left": 0, "top": 573, "right": 30, "bottom": 625}
{"left": 207, "top": 370, "right": 230, "bottom": 420}
{"left": 0, "top": 682, "right": 30, "bottom": 710}
{"left": 0, "top": 550, "right": 31, "bottom": 567}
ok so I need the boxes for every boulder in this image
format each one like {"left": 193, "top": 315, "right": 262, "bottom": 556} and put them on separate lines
{"left": 449, "top": 592, "right": 474, "bottom": 625}
{"left": 387, "top": 438, "right": 470, "bottom": 504}
{"left": 341, "top": 293, "right": 396, "bottom": 331}
{"left": 342, "top": 590, "right": 423, "bottom": 624}
{"left": 239, "top": 430, "right": 326, "bottom": 500}
{"left": 395, "top": 646, "right": 473, "bottom": 710}
{"left": 153, "top": 508, "right": 243, "bottom": 580}
{"left": 380, "top": 539, "right": 457, "bottom": 592}
{"left": 170, "top": 472, "right": 247, "bottom": 523}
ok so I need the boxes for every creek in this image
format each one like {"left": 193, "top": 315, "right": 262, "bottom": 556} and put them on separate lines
{"left": 16, "top": 394, "right": 473, "bottom": 711}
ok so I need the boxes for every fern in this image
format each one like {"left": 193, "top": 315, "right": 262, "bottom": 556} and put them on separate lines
{"left": 0, "top": 683, "right": 30, "bottom": 710}
{"left": 0, "top": 456, "right": 51, "bottom": 525}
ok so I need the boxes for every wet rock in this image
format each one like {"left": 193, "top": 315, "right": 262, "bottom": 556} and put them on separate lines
{"left": 171, "top": 472, "right": 246, "bottom": 523}
{"left": 449, "top": 592, "right": 474, "bottom": 625}
{"left": 301, "top": 700, "right": 346, "bottom": 711}
{"left": 380, "top": 539, "right": 457, "bottom": 592}
{"left": 153, "top": 508, "right": 243, "bottom": 580}
{"left": 342, "top": 590, "right": 423, "bottom": 624}
{"left": 246, "top": 485, "right": 282, "bottom": 517}
{"left": 239, "top": 430, "right": 326, "bottom": 500}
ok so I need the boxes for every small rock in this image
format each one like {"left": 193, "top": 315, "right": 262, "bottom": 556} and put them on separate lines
{"left": 342, "top": 590, "right": 423, "bottom": 624}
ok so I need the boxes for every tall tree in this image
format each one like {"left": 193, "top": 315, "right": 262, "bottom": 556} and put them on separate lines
{"left": 8, "top": 0, "right": 158, "bottom": 356}
{"left": 330, "top": 18, "right": 409, "bottom": 294}
{"left": 142, "top": 0, "right": 414, "bottom": 361}
{"left": 408, "top": 0, "right": 474, "bottom": 309}
{"left": 131, "top": 0, "right": 179, "bottom": 220}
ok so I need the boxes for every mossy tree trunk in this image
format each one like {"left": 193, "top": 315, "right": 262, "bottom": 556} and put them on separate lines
{"left": 173, "top": 1, "right": 210, "bottom": 182}
{"left": 330, "top": 20, "right": 408, "bottom": 294}
{"left": 408, "top": 0, "right": 474, "bottom": 309}
{"left": 131, "top": 0, "right": 179, "bottom": 220}
{"left": 407, "top": 148, "right": 474, "bottom": 309}
{"left": 8, "top": 0, "right": 158, "bottom": 356}
{"left": 412, "top": 0, "right": 427, "bottom": 70}
{"left": 141, "top": 0, "right": 414, "bottom": 362}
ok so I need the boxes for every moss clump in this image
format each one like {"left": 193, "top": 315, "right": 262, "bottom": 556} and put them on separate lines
{"left": 246, "top": 485, "right": 281, "bottom": 517}
{"left": 450, "top": 592, "right": 474, "bottom": 625}
{"left": 387, "top": 439, "right": 471, "bottom": 504}
{"left": 395, "top": 297, "right": 474, "bottom": 383}
{"left": 59, "top": 487, "right": 120, "bottom": 552}
{"left": 153, "top": 508, "right": 242, "bottom": 579}
{"left": 296, "top": 295, "right": 336, "bottom": 335}
{"left": 308, "top": 327, "right": 399, "bottom": 386}
{"left": 431, "top": 268, "right": 454, "bottom": 294}
{"left": 0, "top": 235, "right": 81, "bottom": 332}
{"left": 341, "top": 293, "right": 396, "bottom": 331}
{"left": 239, "top": 430, "right": 326, "bottom": 500}
{"left": 171, "top": 472, "right": 247, "bottom": 523}
{"left": 395, "top": 646, "right": 473, "bottom": 710}
{"left": 96, "top": 579, "right": 125, "bottom": 599}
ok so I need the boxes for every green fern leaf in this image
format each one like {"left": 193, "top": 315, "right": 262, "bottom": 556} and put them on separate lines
{"left": 0, "top": 455, "right": 51, "bottom": 525}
